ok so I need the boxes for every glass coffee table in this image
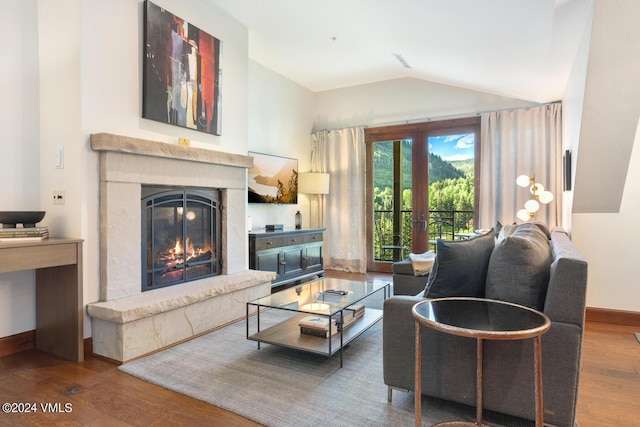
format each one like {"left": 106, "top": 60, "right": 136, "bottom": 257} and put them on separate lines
{"left": 246, "top": 277, "right": 389, "bottom": 367}
{"left": 412, "top": 297, "right": 551, "bottom": 427}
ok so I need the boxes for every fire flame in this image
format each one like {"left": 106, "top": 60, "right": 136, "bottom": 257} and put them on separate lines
{"left": 166, "top": 237, "right": 209, "bottom": 263}
{"left": 172, "top": 240, "right": 182, "bottom": 257}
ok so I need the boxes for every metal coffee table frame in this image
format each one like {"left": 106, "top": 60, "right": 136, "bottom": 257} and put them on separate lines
{"left": 246, "top": 277, "right": 389, "bottom": 367}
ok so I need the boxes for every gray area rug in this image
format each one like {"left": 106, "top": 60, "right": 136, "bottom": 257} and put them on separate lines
{"left": 119, "top": 309, "right": 532, "bottom": 426}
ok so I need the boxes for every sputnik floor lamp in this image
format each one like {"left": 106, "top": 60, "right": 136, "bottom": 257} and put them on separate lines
{"left": 516, "top": 174, "right": 554, "bottom": 221}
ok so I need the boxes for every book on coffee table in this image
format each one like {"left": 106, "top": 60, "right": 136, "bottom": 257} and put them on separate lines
{"left": 300, "top": 326, "right": 337, "bottom": 338}
{"left": 298, "top": 315, "right": 338, "bottom": 337}
{"left": 332, "top": 304, "right": 365, "bottom": 330}
{"left": 298, "top": 303, "right": 367, "bottom": 337}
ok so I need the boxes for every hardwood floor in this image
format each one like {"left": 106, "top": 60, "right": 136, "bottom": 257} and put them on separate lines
{"left": 1, "top": 271, "right": 638, "bottom": 426}
{"left": 577, "top": 322, "right": 640, "bottom": 426}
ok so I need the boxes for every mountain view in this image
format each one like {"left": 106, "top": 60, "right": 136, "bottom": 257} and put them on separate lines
{"left": 372, "top": 137, "right": 475, "bottom": 261}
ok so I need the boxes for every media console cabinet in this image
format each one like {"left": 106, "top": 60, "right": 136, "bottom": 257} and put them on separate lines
{"left": 249, "top": 228, "right": 325, "bottom": 287}
{"left": 0, "top": 238, "right": 83, "bottom": 361}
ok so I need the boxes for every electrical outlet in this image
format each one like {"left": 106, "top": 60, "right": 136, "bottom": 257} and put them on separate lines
{"left": 53, "top": 190, "right": 65, "bottom": 205}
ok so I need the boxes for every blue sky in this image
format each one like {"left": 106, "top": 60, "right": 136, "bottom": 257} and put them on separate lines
{"left": 428, "top": 134, "right": 474, "bottom": 161}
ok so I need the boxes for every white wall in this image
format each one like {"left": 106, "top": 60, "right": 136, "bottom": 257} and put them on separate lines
{"left": 560, "top": 1, "right": 594, "bottom": 233}
{"left": 0, "top": 1, "right": 40, "bottom": 209}
{"left": 0, "top": 0, "right": 40, "bottom": 337}
{"left": 80, "top": 0, "right": 249, "bottom": 152}
{"left": 569, "top": 0, "right": 640, "bottom": 313}
{"left": 572, "top": 0, "right": 640, "bottom": 215}
{"left": 314, "top": 77, "right": 538, "bottom": 131}
{"left": 572, "top": 121, "right": 640, "bottom": 312}
{"left": 77, "top": 0, "right": 249, "bottom": 338}
{"left": 246, "top": 61, "right": 315, "bottom": 230}
{"left": 1, "top": 0, "right": 250, "bottom": 339}
{"left": 38, "top": 0, "right": 82, "bottom": 240}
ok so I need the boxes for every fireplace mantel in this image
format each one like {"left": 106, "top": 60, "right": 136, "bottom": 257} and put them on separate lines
{"left": 90, "top": 133, "right": 253, "bottom": 169}
{"left": 88, "top": 133, "right": 273, "bottom": 362}
{"left": 90, "top": 132, "right": 254, "bottom": 302}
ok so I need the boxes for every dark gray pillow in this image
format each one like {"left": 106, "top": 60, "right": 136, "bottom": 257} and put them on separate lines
{"left": 423, "top": 230, "right": 495, "bottom": 298}
{"left": 530, "top": 221, "right": 551, "bottom": 239}
{"left": 485, "top": 223, "right": 553, "bottom": 310}
{"left": 494, "top": 221, "right": 503, "bottom": 239}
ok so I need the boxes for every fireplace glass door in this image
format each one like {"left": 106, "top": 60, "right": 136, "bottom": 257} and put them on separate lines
{"left": 142, "top": 187, "right": 220, "bottom": 291}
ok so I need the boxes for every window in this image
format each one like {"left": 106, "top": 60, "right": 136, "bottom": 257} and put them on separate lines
{"left": 365, "top": 117, "right": 480, "bottom": 272}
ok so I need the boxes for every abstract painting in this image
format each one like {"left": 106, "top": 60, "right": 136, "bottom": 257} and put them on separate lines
{"left": 143, "top": 1, "right": 222, "bottom": 135}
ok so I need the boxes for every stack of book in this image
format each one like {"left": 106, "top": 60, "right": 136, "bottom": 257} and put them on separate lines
{"left": 299, "top": 315, "right": 338, "bottom": 338}
{"left": 0, "top": 226, "right": 49, "bottom": 242}
{"left": 299, "top": 304, "right": 366, "bottom": 337}
{"left": 333, "top": 304, "right": 365, "bottom": 330}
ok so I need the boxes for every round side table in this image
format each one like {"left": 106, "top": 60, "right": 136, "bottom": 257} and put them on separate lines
{"left": 412, "top": 297, "right": 550, "bottom": 427}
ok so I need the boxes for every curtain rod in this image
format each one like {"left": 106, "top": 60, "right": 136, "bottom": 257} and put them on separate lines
{"left": 317, "top": 101, "right": 560, "bottom": 132}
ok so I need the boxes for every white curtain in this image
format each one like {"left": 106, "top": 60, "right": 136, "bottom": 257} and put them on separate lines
{"left": 479, "top": 103, "right": 562, "bottom": 228}
{"left": 310, "top": 127, "right": 366, "bottom": 273}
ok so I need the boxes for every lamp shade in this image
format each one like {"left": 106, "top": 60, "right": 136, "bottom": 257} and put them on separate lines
{"left": 299, "top": 172, "right": 330, "bottom": 194}
{"left": 538, "top": 190, "right": 554, "bottom": 204}
{"left": 524, "top": 199, "right": 540, "bottom": 213}
{"left": 517, "top": 209, "right": 531, "bottom": 221}
{"left": 530, "top": 183, "right": 545, "bottom": 194}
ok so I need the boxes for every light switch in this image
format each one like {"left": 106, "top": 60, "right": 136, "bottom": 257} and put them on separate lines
{"left": 55, "top": 146, "right": 64, "bottom": 169}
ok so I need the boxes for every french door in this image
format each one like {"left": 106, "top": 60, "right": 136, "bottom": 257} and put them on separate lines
{"left": 365, "top": 118, "right": 480, "bottom": 273}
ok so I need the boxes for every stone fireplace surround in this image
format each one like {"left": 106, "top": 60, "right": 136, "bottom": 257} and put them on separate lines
{"left": 87, "top": 133, "right": 275, "bottom": 362}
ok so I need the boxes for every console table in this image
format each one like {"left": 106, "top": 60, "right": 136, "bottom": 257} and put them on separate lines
{"left": 0, "top": 238, "right": 84, "bottom": 362}
{"left": 249, "top": 228, "right": 325, "bottom": 287}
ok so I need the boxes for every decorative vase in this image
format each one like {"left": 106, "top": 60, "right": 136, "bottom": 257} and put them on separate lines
{"left": 295, "top": 211, "right": 302, "bottom": 229}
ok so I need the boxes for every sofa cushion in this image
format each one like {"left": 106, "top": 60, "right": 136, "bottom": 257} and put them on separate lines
{"left": 485, "top": 223, "right": 553, "bottom": 310}
{"left": 423, "top": 230, "right": 495, "bottom": 298}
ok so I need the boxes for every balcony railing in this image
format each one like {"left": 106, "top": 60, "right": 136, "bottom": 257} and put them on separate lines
{"left": 374, "top": 209, "right": 475, "bottom": 262}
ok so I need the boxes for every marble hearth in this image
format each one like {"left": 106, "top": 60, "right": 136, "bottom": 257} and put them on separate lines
{"left": 87, "top": 133, "right": 275, "bottom": 362}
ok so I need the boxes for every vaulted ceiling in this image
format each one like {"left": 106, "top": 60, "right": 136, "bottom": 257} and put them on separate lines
{"left": 209, "top": 0, "right": 593, "bottom": 102}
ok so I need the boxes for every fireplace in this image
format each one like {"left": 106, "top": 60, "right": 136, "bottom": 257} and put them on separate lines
{"left": 141, "top": 186, "right": 221, "bottom": 291}
{"left": 87, "top": 133, "right": 276, "bottom": 362}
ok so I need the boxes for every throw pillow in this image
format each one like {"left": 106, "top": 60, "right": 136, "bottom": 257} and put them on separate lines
{"left": 423, "top": 229, "right": 495, "bottom": 299}
{"left": 408, "top": 251, "right": 436, "bottom": 276}
{"left": 497, "top": 223, "right": 518, "bottom": 242}
{"left": 530, "top": 221, "right": 551, "bottom": 239}
{"left": 494, "top": 221, "right": 503, "bottom": 239}
{"left": 485, "top": 223, "right": 553, "bottom": 310}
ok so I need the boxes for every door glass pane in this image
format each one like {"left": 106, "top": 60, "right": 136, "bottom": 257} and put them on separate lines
{"left": 372, "top": 139, "right": 412, "bottom": 262}
{"left": 401, "top": 140, "right": 413, "bottom": 252}
{"left": 427, "top": 133, "right": 475, "bottom": 250}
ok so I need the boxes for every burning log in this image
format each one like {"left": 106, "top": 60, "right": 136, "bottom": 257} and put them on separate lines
{"left": 155, "top": 249, "right": 213, "bottom": 285}
{"left": 188, "top": 250, "right": 212, "bottom": 263}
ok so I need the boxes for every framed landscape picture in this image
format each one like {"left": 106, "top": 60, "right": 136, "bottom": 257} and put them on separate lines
{"left": 143, "top": 1, "right": 222, "bottom": 135}
{"left": 248, "top": 152, "right": 298, "bottom": 204}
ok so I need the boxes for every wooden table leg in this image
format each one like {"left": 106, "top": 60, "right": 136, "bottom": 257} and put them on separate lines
{"left": 415, "top": 320, "right": 422, "bottom": 427}
{"left": 534, "top": 335, "right": 544, "bottom": 427}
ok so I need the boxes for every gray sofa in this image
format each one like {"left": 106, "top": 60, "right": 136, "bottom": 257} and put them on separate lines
{"left": 383, "top": 226, "right": 587, "bottom": 427}
{"left": 392, "top": 259, "right": 430, "bottom": 296}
